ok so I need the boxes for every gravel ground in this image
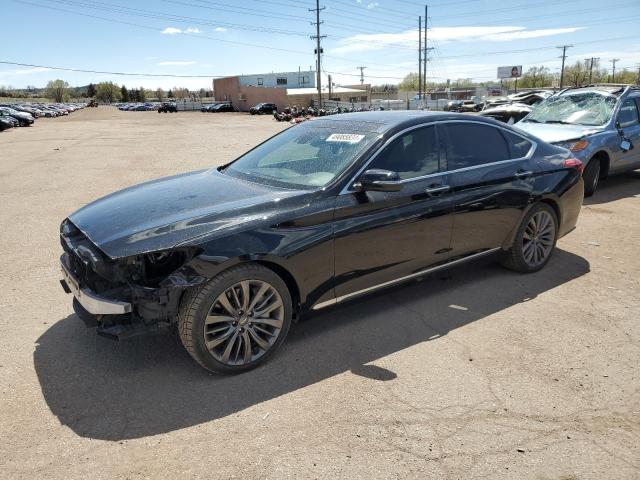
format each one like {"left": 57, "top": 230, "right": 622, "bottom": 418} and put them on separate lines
{"left": 0, "top": 107, "right": 639, "bottom": 479}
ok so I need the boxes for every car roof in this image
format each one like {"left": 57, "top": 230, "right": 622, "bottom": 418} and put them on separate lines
{"left": 558, "top": 86, "right": 626, "bottom": 97}
{"left": 306, "top": 111, "right": 502, "bottom": 134}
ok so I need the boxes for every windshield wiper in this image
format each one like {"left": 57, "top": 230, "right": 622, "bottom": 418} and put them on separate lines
{"left": 544, "top": 120, "right": 575, "bottom": 125}
{"left": 523, "top": 118, "right": 541, "bottom": 123}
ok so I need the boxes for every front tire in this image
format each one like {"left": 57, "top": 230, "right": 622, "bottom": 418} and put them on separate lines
{"left": 583, "top": 158, "right": 601, "bottom": 197}
{"left": 177, "top": 264, "right": 292, "bottom": 374}
{"left": 500, "top": 203, "right": 558, "bottom": 273}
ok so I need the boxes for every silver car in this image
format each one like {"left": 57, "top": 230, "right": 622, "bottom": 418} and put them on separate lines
{"left": 516, "top": 86, "right": 640, "bottom": 196}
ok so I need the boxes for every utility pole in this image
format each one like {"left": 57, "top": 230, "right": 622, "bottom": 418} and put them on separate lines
{"left": 418, "top": 16, "right": 422, "bottom": 100}
{"left": 423, "top": 5, "right": 434, "bottom": 103}
{"left": 610, "top": 58, "right": 620, "bottom": 83}
{"left": 557, "top": 45, "right": 572, "bottom": 88}
{"left": 423, "top": 5, "right": 427, "bottom": 97}
{"left": 310, "top": 0, "right": 325, "bottom": 108}
{"left": 357, "top": 66, "right": 367, "bottom": 85}
{"left": 585, "top": 57, "right": 599, "bottom": 84}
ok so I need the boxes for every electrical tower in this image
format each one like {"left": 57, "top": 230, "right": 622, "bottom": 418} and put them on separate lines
{"left": 309, "top": 0, "right": 326, "bottom": 108}
{"left": 557, "top": 45, "right": 572, "bottom": 88}
{"left": 357, "top": 66, "right": 367, "bottom": 85}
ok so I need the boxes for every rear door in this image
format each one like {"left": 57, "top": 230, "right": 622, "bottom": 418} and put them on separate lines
{"left": 439, "top": 121, "right": 539, "bottom": 258}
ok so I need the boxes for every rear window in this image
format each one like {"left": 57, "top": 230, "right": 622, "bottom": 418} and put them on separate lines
{"left": 440, "top": 123, "right": 510, "bottom": 170}
{"left": 502, "top": 130, "right": 532, "bottom": 158}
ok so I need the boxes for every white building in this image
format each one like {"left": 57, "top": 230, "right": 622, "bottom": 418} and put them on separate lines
{"left": 238, "top": 70, "right": 316, "bottom": 89}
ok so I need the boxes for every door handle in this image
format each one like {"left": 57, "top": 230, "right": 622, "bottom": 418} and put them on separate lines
{"left": 425, "top": 185, "right": 450, "bottom": 195}
{"left": 515, "top": 170, "right": 533, "bottom": 178}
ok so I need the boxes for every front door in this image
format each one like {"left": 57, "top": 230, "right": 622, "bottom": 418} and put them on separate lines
{"left": 333, "top": 124, "right": 455, "bottom": 299}
{"left": 612, "top": 97, "right": 640, "bottom": 171}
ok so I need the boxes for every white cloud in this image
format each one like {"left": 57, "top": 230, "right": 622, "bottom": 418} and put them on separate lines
{"left": 12, "top": 67, "right": 52, "bottom": 75}
{"left": 367, "top": 2, "right": 379, "bottom": 8}
{"left": 161, "top": 26, "right": 200, "bottom": 35}
{"left": 483, "top": 27, "right": 583, "bottom": 41}
{"left": 157, "top": 61, "right": 197, "bottom": 66}
{"left": 215, "top": 27, "right": 227, "bottom": 32}
{"left": 161, "top": 27, "right": 182, "bottom": 35}
{"left": 332, "top": 26, "right": 583, "bottom": 54}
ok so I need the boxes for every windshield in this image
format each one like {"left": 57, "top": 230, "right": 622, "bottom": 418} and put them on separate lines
{"left": 224, "top": 122, "right": 381, "bottom": 189}
{"left": 524, "top": 92, "right": 616, "bottom": 126}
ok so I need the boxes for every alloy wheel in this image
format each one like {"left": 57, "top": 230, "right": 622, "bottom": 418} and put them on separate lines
{"left": 522, "top": 210, "right": 555, "bottom": 267}
{"left": 203, "top": 280, "right": 284, "bottom": 366}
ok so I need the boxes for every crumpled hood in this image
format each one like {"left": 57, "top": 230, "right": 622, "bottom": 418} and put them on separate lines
{"left": 68, "top": 169, "right": 303, "bottom": 258}
{"left": 514, "top": 121, "right": 604, "bottom": 143}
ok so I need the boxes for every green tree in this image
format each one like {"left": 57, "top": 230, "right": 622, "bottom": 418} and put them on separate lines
{"left": 86, "top": 83, "right": 96, "bottom": 98}
{"left": 120, "top": 85, "right": 129, "bottom": 102}
{"left": 398, "top": 72, "right": 419, "bottom": 91}
{"left": 138, "top": 87, "right": 146, "bottom": 102}
{"left": 167, "top": 89, "right": 174, "bottom": 98}
{"left": 95, "top": 82, "right": 122, "bottom": 103}
{"left": 518, "top": 66, "right": 553, "bottom": 88}
{"left": 46, "top": 79, "right": 70, "bottom": 102}
{"left": 156, "top": 88, "right": 165, "bottom": 101}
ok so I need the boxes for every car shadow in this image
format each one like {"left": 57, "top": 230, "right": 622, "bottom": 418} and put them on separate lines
{"left": 584, "top": 170, "right": 640, "bottom": 205}
{"left": 34, "top": 249, "right": 589, "bottom": 441}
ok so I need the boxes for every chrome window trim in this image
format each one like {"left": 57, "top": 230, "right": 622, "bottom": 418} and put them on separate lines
{"left": 312, "top": 247, "right": 502, "bottom": 310}
{"left": 340, "top": 119, "right": 537, "bottom": 195}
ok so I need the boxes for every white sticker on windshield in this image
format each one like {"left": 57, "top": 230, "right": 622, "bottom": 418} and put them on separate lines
{"left": 326, "top": 133, "right": 365, "bottom": 144}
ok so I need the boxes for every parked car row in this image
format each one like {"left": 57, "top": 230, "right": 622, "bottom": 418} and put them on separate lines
{"left": 0, "top": 102, "right": 86, "bottom": 132}
{"left": 116, "top": 102, "right": 159, "bottom": 111}
{"left": 201, "top": 103, "right": 235, "bottom": 113}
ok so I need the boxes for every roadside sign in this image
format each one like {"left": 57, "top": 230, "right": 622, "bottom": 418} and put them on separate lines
{"left": 497, "top": 66, "right": 522, "bottom": 79}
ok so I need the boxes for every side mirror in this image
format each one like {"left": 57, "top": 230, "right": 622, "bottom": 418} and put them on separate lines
{"left": 355, "top": 169, "right": 402, "bottom": 192}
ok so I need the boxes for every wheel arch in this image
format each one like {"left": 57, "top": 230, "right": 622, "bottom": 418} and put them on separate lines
{"left": 502, "top": 197, "right": 561, "bottom": 249}
{"left": 589, "top": 150, "right": 610, "bottom": 179}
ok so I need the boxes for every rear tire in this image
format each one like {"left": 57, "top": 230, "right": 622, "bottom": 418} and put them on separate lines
{"left": 500, "top": 203, "right": 558, "bottom": 273}
{"left": 583, "top": 158, "right": 601, "bottom": 197}
{"left": 177, "top": 264, "right": 292, "bottom": 374}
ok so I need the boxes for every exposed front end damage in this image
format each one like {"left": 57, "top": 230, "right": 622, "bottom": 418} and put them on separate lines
{"left": 59, "top": 219, "right": 204, "bottom": 340}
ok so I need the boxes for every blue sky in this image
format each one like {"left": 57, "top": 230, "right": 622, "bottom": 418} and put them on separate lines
{"left": 1, "top": 0, "right": 639, "bottom": 90}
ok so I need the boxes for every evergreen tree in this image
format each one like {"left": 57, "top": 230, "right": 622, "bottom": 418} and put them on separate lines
{"left": 121, "top": 85, "right": 129, "bottom": 102}
{"left": 86, "top": 83, "right": 96, "bottom": 98}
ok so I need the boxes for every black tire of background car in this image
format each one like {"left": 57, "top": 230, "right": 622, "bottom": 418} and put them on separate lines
{"left": 177, "top": 263, "right": 292, "bottom": 374}
{"left": 583, "top": 158, "right": 601, "bottom": 197}
{"left": 500, "top": 202, "right": 558, "bottom": 273}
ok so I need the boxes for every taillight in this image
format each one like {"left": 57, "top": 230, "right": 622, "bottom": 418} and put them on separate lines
{"left": 564, "top": 158, "right": 584, "bottom": 173}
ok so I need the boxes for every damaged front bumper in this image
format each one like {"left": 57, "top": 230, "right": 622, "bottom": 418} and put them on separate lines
{"left": 60, "top": 254, "right": 132, "bottom": 315}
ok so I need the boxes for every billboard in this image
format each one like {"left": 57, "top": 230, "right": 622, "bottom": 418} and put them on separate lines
{"left": 497, "top": 66, "right": 522, "bottom": 79}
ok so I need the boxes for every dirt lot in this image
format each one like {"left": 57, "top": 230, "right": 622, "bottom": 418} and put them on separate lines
{"left": 0, "top": 107, "right": 639, "bottom": 479}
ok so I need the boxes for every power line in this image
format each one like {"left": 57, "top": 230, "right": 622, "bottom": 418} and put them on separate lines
{"left": 0, "top": 60, "right": 222, "bottom": 78}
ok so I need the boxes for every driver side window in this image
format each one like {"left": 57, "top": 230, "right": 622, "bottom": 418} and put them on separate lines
{"left": 368, "top": 126, "right": 439, "bottom": 180}
{"left": 618, "top": 99, "right": 639, "bottom": 128}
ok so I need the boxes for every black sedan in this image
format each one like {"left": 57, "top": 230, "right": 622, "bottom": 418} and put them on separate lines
{"left": 0, "top": 116, "right": 14, "bottom": 131}
{"left": 158, "top": 102, "right": 178, "bottom": 113}
{"left": 59, "top": 112, "right": 584, "bottom": 374}
{"left": 250, "top": 103, "right": 278, "bottom": 115}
